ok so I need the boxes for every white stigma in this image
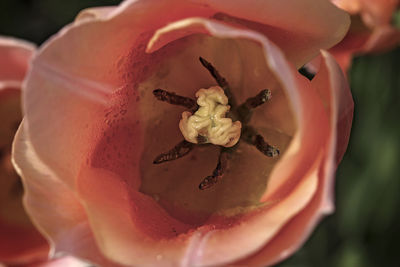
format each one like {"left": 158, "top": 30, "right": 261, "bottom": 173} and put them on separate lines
{"left": 179, "top": 86, "right": 242, "bottom": 147}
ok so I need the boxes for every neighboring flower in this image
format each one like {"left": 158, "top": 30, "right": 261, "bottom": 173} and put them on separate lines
{"left": 329, "top": 0, "right": 400, "bottom": 72}
{"left": 12, "top": 0, "right": 353, "bottom": 266}
{"left": 0, "top": 36, "right": 50, "bottom": 266}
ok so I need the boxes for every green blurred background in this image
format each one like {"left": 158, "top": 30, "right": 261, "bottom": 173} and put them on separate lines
{"left": 1, "top": 1, "right": 399, "bottom": 266}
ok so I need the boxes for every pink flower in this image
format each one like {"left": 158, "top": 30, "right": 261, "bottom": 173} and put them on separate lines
{"left": 330, "top": 0, "right": 400, "bottom": 71}
{"left": 12, "top": 1, "right": 353, "bottom": 266}
{"left": 0, "top": 37, "right": 49, "bottom": 266}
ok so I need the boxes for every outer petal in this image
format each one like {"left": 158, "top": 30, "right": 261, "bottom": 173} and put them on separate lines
{"left": 363, "top": 25, "right": 400, "bottom": 52}
{"left": 328, "top": 27, "right": 370, "bottom": 73}
{"left": 192, "top": 0, "right": 350, "bottom": 67}
{"left": 0, "top": 36, "right": 35, "bottom": 82}
{"left": 35, "top": 256, "right": 90, "bottom": 267}
{"left": 331, "top": 0, "right": 362, "bottom": 13}
{"left": 359, "top": 0, "right": 399, "bottom": 27}
{"left": 238, "top": 51, "right": 353, "bottom": 266}
{"left": 12, "top": 121, "right": 119, "bottom": 267}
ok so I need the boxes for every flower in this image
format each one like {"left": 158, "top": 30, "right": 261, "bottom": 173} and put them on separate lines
{"left": 329, "top": 0, "right": 400, "bottom": 71}
{"left": 12, "top": 0, "right": 353, "bottom": 266}
{"left": 0, "top": 36, "right": 50, "bottom": 266}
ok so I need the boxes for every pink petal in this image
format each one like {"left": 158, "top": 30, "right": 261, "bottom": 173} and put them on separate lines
{"left": 192, "top": 0, "right": 350, "bottom": 67}
{"left": 0, "top": 36, "right": 35, "bottom": 82}
{"left": 331, "top": 0, "right": 362, "bottom": 13}
{"left": 359, "top": 0, "right": 399, "bottom": 27}
{"left": 363, "top": 25, "right": 400, "bottom": 52}
{"left": 75, "top": 7, "right": 116, "bottom": 21}
{"left": 237, "top": 51, "right": 353, "bottom": 266}
{"left": 35, "top": 256, "right": 89, "bottom": 267}
{"left": 12, "top": 122, "right": 119, "bottom": 267}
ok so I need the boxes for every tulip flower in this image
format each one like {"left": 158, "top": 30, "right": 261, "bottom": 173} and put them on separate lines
{"left": 0, "top": 37, "right": 50, "bottom": 266}
{"left": 330, "top": 0, "right": 400, "bottom": 72}
{"left": 12, "top": 0, "right": 353, "bottom": 266}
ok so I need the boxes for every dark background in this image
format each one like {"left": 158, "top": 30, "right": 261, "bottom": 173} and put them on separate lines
{"left": 1, "top": 1, "right": 399, "bottom": 266}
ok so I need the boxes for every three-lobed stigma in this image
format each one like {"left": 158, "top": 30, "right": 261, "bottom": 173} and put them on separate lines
{"left": 179, "top": 86, "right": 242, "bottom": 147}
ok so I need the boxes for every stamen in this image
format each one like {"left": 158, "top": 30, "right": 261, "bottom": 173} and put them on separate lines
{"left": 153, "top": 140, "right": 195, "bottom": 164}
{"left": 241, "top": 126, "right": 280, "bottom": 157}
{"left": 153, "top": 89, "right": 198, "bottom": 112}
{"left": 243, "top": 89, "right": 271, "bottom": 109}
{"left": 254, "top": 135, "right": 280, "bottom": 157}
{"left": 237, "top": 89, "right": 271, "bottom": 123}
{"left": 199, "top": 57, "right": 237, "bottom": 108}
{"left": 199, "top": 148, "right": 229, "bottom": 190}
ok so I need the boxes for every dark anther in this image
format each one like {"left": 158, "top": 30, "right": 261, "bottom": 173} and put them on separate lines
{"left": 254, "top": 135, "right": 280, "bottom": 157}
{"left": 241, "top": 126, "right": 280, "bottom": 157}
{"left": 153, "top": 140, "right": 195, "bottom": 164}
{"left": 199, "top": 148, "right": 229, "bottom": 190}
{"left": 236, "top": 89, "right": 271, "bottom": 123}
{"left": 244, "top": 89, "right": 271, "bottom": 109}
{"left": 199, "top": 57, "right": 237, "bottom": 108}
{"left": 153, "top": 89, "right": 198, "bottom": 112}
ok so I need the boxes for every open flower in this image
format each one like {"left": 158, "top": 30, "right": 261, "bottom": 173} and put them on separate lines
{"left": 12, "top": 0, "right": 353, "bottom": 266}
{"left": 0, "top": 37, "right": 50, "bottom": 266}
{"left": 329, "top": 0, "right": 400, "bottom": 71}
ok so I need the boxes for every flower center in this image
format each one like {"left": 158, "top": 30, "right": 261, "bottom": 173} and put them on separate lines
{"left": 152, "top": 57, "right": 280, "bottom": 190}
{"left": 179, "top": 86, "right": 242, "bottom": 147}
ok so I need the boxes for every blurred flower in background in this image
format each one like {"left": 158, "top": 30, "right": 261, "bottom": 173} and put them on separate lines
{"left": 0, "top": 36, "right": 50, "bottom": 266}
{"left": 330, "top": 0, "right": 400, "bottom": 72}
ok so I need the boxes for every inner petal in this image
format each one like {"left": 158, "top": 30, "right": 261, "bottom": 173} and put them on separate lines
{"left": 137, "top": 35, "right": 295, "bottom": 225}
